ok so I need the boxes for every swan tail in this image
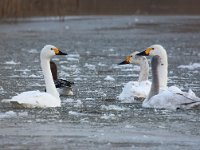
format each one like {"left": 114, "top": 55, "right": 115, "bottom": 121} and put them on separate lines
{"left": 1, "top": 99, "right": 35, "bottom": 108}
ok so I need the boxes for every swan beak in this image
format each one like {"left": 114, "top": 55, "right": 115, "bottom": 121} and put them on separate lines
{"left": 118, "top": 55, "right": 131, "bottom": 65}
{"left": 53, "top": 47, "right": 68, "bottom": 55}
{"left": 136, "top": 47, "right": 151, "bottom": 56}
{"left": 57, "top": 50, "right": 68, "bottom": 55}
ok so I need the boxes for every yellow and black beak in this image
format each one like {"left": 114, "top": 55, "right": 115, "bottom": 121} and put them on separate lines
{"left": 52, "top": 47, "right": 68, "bottom": 55}
{"left": 118, "top": 55, "right": 132, "bottom": 65}
{"left": 136, "top": 47, "right": 151, "bottom": 56}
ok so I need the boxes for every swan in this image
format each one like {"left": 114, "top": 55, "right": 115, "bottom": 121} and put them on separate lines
{"left": 2, "top": 45, "right": 67, "bottom": 108}
{"left": 118, "top": 51, "right": 151, "bottom": 102}
{"left": 50, "top": 61, "right": 74, "bottom": 96}
{"left": 137, "top": 45, "right": 200, "bottom": 109}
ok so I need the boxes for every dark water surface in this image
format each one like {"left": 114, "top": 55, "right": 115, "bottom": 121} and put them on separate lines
{"left": 0, "top": 16, "right": 200, "bottom": 150}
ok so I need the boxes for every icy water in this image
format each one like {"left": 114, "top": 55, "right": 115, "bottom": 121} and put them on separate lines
{"left": 0, "top": 16, "right": 200, "bottom": 150}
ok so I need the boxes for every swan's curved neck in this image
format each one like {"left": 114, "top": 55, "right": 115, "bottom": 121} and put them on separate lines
{"left": 41, "top": 57, "right": 59, "bottom": 99}
{"left": 158, "top": 50, "right": 168, "bottom": 89}
{"left": 138, "top": 58, "right": 149, "bottom": 82}
{"left": 147, "top": 57, "right": 160, "bottom": 100}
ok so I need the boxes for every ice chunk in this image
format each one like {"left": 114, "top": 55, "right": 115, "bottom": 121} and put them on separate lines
{"left": 104, "top": 75, "right": 115, "bottom": 81}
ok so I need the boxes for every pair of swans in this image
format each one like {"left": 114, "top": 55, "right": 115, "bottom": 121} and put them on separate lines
{"left": 3, "top": 45, "right": 69, "bottom": 108}
{"left": 119, "top": 45, "right": 200, "bottom": 109}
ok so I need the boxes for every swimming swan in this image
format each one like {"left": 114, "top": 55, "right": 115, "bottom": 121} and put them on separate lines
{"left": 137, "top": 45, "right": 200, "bottom": 109}
{"left": 118, "top": 51, "right": 151, "bottom": 102}
{"left": 50, "top": 61, "right": 74, "bottom": 96}
{"left": 2, "top": 45, "right": 67, "bottom": 108}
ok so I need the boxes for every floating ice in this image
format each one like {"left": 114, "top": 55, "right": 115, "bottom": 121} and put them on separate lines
{"left": 121, "top": 68, "right": 134, "bottom": 72}
{"left": 61, "top": 65, "right": 71, "bottom": 71}
{"left": 0, "top": 111, "right": 27, "bottom": 119}
{"left": 0, "top": 86, "right": 5, "bottom": 94}
{"left": 74, "top": 77, "right": 82, "bottom": 81}
{"left": 104, "top": 75, "right": 115, "bottom": 81}
{"left": 135, "top": 18, "right": 139, "bottom": 22}
{"left": 29, "top": 74, "right": 40, "bottom": 78}
{"left": 5, "top": 60, "right": 21, "bottom": 65}
{"left": 98, "top": 62, "right": 107, "bottom": 67}
{"left": 109, "top": 48, "right": 114, "bottom": 52}
{"left": 68, "top": 111, "right": 85, "bottom": 116}
{"left": 15, "top": 69, "right": 31, "bottom": 72}
{"left": 63, "top": 98, "right": 74, "bottom": 103}
{"left": 0, "top": 111, "right": 16, "bottom": 119}
{"left": 67, "top": 57, "right": 79, "bottom": 62}
{"left": 74, "top": 99, "right": 83, "bottom": 107}
{"left": 178, "top": 63, "right": 200, "bottom": 70}
{"left": 85, "top": 98, "right": 94, "bottom": 101}
{"left": 101, "top": 113, "right": 115, "bottom": 119}
{"left": 65, "top": 26, "right": 70, "bottom": 30}
{"left": 68, "top": 54, "right": 80, "bottom": 58}
{"left": 84, "top": 63, "right": 96, "bottom": 70}
{"left": 29, "top": 49, "right": 38, "bottom": 53}
{"left": 60, "top": 71, "right": 70, "bottom": 77}
{"left": 101, "top": 105, "right": 128, "bottom": 111}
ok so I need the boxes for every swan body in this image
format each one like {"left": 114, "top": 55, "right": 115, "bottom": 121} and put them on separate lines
{"left": 118, "top": 52, "right": 151, "bottom": 102}
{"left": 50, "top": 61, "right": 74, "bottom": 96}
{"left": 118, "top": 80, "right": 151, "bottom": 102}
{"left": 137, "top": 45, "right": 200, "bottom": 110}
{"left": 143, "top": 86, "right": 200, "bottom": 110}
{"left": 2, "top": 45, "right": 67, "bottom": 108}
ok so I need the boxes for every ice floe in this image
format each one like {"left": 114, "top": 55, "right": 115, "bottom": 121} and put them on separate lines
{"left": 104, "top": 75, "right": 115, "bottom": 81}
{"left": 29, "top": 49, "right": 38, "bottom": 53}
{"left": 101, "top": 105, "right": 128, "bottom": 111}
{"left": 84, "top": 63, "right": 96, "bottom": 70}
{"left": 101, "top": 113, "right": 116, "bottom": 119}
{"left": 5, "top": 60, "right": 21, "bottom": 65}
{"left": 0, "top": 111, "right": 28, "bottom": 119}
{"left": 178, "top": 63, "right": 200, "bottom": 70}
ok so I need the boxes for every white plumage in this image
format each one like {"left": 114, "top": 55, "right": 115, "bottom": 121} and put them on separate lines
{"left": 137, "top": 45, "right": 200, "bottom": 110}
{"left": 118, "top": 51, "right": 151, "bottom": 102}
{"left": 2, "top": 45, "right": 67, "bottom": 108}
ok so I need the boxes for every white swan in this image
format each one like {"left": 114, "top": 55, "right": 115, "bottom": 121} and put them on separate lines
{"left": 50, "top": 61, "right": 74, "bottom": 96}
{"left": 118, "top": 52, "right": 151, "bottom": 102}
{"left": 2, "top": 45, "right": 67, "bottom": 108}
{"left": 137, "top": 45, "right": 200, "bottom": 109}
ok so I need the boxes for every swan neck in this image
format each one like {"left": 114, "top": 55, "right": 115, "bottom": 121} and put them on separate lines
{"left": 138, "top": 59, "right": 149, "bottom": 82}
{"left": 147, "top": 58, "right": 160, "bottom": 100}
{"left": 158, "top": 51, "right": 168, "bottom": 89}
{"left": 41, "top": 57, "right": 59, "bottom": 99}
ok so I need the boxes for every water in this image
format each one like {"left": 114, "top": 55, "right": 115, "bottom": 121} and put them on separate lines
{"left": 0, "top": 16, "right": 200, "bottom": 150}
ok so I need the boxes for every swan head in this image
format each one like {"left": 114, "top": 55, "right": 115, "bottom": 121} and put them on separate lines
{"left": 41, "top": 45, "right": 67, "bottom": 59}
{"left": 118, "top": 51, "right": 147, "bottom": 65}
{"left": 136, "top": 45, "right": 166, "bottom": 57}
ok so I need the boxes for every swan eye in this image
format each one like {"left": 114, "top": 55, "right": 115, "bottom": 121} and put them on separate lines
{"left": 51, "top": 48, "right": 53, "bottom": 50}
{"left": 152, "top": 48, "right": 154, "bottom": 50}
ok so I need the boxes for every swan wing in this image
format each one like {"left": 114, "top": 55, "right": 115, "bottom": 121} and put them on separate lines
{"left": 118, "top": 80, "right": 151, "bottom": 102}
{"left": 54, "top": 79, "right": 74, "bottom": 88}
{"left": 143, "top": 86, "right": 200, "bottom": 110}
{"left": 2, "top": 91, "right": 60, "bottom": 108}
